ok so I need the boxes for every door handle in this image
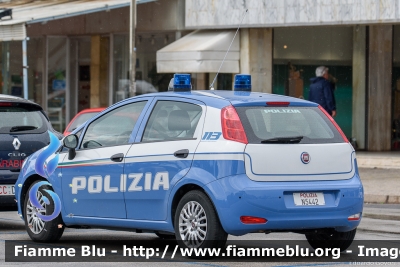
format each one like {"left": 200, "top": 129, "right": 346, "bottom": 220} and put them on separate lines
{"left": 174, "top": 149, "right": 189, "bottom": 159}
{"left": 111, "top": 153, "right": 124, "bottom": 162}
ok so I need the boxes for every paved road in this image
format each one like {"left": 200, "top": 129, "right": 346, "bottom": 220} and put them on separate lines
{"left": 1, "top": 207, "right": 400, "bottom": 267}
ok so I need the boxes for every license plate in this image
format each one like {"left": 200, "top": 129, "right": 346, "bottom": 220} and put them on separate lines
{"left": 0, "top": 185, "right": 15, "bottom": 196}
{"left": 293, "top": 192, "right": 325, "bottom": 206}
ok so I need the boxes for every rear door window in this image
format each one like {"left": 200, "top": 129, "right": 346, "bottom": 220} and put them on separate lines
{"left": 236, "top": 106, "right": 344, "bottom": 144}
{"left": 142, "top": 101, "right": 203, "bottom": 142}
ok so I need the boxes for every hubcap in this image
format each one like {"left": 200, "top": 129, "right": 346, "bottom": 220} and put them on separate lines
{"left": 26, "top": 191, "right": 46, "bottom": 234}
{"left": 178, "top": 201, "right": 207, "bottom": 247}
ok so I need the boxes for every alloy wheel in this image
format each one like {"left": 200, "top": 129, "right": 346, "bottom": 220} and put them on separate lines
{"left": 178, "top": 200, "right": 207, "bottom": 247}
{"left": 26, "top": 191, "right": 46, "bottom": 234}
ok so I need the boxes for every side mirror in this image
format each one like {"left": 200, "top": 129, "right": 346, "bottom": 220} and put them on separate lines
{"left": 63, "top": 134, "right": 78, "bottom": 160}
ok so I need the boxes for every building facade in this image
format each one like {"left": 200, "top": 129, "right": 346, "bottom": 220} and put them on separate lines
{"left": 179, "top": 0, "right": 400, "bottom": 152}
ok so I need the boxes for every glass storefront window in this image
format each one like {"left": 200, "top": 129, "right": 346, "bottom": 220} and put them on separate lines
{"left": 217, "top": 73, "right": 233, "bottom": 90}
{"left": 0, "top": 39, "right": 43, "bottom": 106}
{"left": 1, "top": 41, "right": 23, "bottom": 97}
{"left": 273, "top": 26, "right": 353, "bottom": 139}
{"left": 28, "top": 37, "right": 44, "bottom": 106}
{"left": 111, "top": 33, "right": 176, "bottom": 100}
{"left": 113, "top": 34, "right": 129, "bottom": 104}
{"left": 47, "top": 37, "right": 67, "bottom": 132}
{"left": 1, "top": 43, "right": 7, "bottom": 95}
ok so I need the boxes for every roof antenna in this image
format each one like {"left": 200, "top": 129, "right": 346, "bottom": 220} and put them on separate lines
{"left": 209, "top": 9, "right": 248, "bottom": 90}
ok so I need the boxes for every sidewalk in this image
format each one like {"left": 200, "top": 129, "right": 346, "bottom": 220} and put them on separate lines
{"left": 356, "top": 151, "right": 400, "bottom": 204}
{"left": 357, "top": 151, "right": 400, "bottom": 169}
{"left": 353, "top": 152, "right": 400, "bottom": 229}
{"left": 359, "top": 168, "right": 400, "bottom": 204}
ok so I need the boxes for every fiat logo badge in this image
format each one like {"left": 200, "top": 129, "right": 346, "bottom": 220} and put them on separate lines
{"left": 301, "top": 152, "right": 310, "bottom": 164}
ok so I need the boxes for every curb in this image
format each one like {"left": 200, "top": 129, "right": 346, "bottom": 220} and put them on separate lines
{"left": 357, "top": 228, "right": 400, "bottom": 235}
{"left": 363, "top": 213, "right": 400, "bottom": 221}
{"left": 364, "top": 194, "right": 400, "bottom": 204}
{"left": 358, "top": 218, "right": 400, "bottom": 234}
{"left": 357, "top": 157, "right": 400, "bottom": 169}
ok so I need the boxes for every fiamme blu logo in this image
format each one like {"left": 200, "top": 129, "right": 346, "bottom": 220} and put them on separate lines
{"left": 28, "top": 131, "right": 62, "bottom": 222}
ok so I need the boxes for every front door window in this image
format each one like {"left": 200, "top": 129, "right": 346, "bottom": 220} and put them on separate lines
{"left": 60, "top": 101, "right": 148, "bottom": 218}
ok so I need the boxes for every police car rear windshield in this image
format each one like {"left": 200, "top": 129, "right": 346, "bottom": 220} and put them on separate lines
{"left": 0, "top": 106, "right": 47, "bottom": 134}
{"left": 236, "top": 106, "right": 345, "bottom": 144}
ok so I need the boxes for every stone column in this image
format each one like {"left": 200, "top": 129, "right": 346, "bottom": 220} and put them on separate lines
{"left": 367, "top": 25, "right": 393, "bottom": 151}
{"left": 194, "top": 73, "right": 207, "bottom": 90}
{"left": 240, "top": 28, "right": 273, "bottom": 93}
{"left": 209, "top": 73, "right": 217, "bottom": 90}
{"left": 240, "top": 29, "right": 250, "bottom": 74}
{"left": 99, "top": 36, "right": 109, "bottom": 107}
{"left": 90, "top": 35, "right": 101, "bottom": 108}
{"left": 352, "top": 25, "right": 367, "bottom": 150}
{"left": 91, "top": 36, "right": 110, "bottom": 108}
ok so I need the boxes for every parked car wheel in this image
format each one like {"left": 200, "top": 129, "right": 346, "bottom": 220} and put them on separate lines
{"left": 305, "top": 228, "right": 357, "bottom": 251}
{"left": 23, "top": 181, "right": 64, "bottom": 242}
{"left": 174, "top": 190, "right": 227, "bottom": 255}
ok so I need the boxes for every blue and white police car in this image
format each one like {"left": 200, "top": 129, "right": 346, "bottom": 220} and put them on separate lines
{"left": 15, "top": 74, "right": 363, "bottom": 251}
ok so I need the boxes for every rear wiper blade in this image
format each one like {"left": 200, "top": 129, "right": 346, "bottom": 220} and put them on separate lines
{"left": 261, "top": 136, "right": 303, "bottom": 144}
{"left": 10, "top": 126, "right": 38, "bottom": 132}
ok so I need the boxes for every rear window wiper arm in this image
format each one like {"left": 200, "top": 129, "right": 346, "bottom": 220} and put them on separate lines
{"left": 261, "top": 136, "right": 303, "bottom": 144}
{"left": 10, "top": 126, "right": 38, "bottom": 132}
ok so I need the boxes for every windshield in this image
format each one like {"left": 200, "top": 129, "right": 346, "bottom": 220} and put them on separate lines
{"left": 67, "top": 112, "right": 100, "bottom": 132}
{"left": 236, "top": 106, "right": 344, "bottom": 144}
{"left": 0, "top": 106, "right": 47, "bottom": 134}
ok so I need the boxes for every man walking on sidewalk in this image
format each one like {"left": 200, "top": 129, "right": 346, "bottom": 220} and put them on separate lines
{"left": 309, "top": 66, "right": 337, "bottom": 117}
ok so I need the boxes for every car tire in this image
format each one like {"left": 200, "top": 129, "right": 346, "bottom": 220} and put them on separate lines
{"left": 174, "top": 190, "right": 227, "bottom": 256}
{"left": 305, "top": 228, "right": 357, "bottom": 252}
{"left": 155, "top": 232, "right": 176, "bottom": 239}
{"left": 23, "top": 181, "right": 64, "bottom": 242}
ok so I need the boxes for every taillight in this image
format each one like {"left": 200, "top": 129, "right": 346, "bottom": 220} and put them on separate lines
{"left": 318, "top": 105, "right": 348, "bottom": 142}
{"left": 266, "top": 101, "right": 290, "bottom": 106}
{"left": 240, "top": 216, "right": 267, "bottom": 224}
{"left": 0, "top": 102, "right": 13, "bottom": 106}
{"left": 221, "top": 105, "right": 248, "bottom": 144}
{"left": 348, "top": 213, "right": 361, "bottom": 221}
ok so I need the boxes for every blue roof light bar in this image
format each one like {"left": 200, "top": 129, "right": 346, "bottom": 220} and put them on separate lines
{"left": 173, "top": 74, "right": 192, "bottom": 91}
{"left": 234, "top": 74, "right": 251, "bottom": 91}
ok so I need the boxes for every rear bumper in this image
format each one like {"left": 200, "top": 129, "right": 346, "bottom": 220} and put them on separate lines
{"left": 0, "top": 195, "right": 17, "bottom": 209}
{"left": 0, "top": 170, "right": 18, "bottom": 209}
{"left": 0, "top": 170, "right": 19, "bottom": 183}
{"left": 204, "top": 173, "right": 363, "bottom": 236}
